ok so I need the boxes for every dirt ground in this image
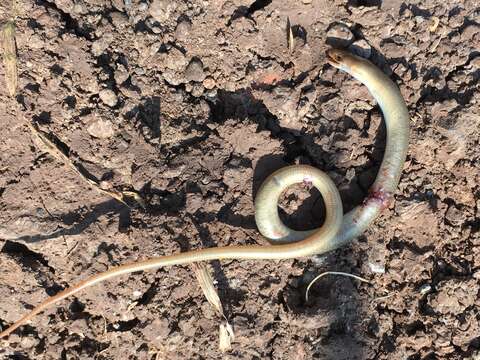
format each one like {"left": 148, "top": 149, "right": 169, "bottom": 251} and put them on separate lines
{"left": 0, "top": 0, "right": 479, "bottom": 358}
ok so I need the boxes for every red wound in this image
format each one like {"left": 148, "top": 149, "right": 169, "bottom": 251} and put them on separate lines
{"left": 363, "top": 188, "right": 392, "bottom": 211}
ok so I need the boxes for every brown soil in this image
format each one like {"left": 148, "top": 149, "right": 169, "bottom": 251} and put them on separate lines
{"left": 0, "top": 0, "right": 479, "bottom": 359}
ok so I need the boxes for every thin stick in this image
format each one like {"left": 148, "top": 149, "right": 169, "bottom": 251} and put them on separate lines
{"left": 305, "top": 271, "right": 371, "bottom": 302}
{"left": 25, "top": 121, "right": 145, "bottom": 208}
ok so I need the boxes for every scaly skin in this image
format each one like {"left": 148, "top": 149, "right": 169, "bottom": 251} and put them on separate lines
{"left": 0, "top": 49, "right": 409, "bottom": 339}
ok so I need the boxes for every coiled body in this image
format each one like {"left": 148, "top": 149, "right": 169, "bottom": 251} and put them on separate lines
{"left": 0, "top": 49, "right": 409, "bottom": 339}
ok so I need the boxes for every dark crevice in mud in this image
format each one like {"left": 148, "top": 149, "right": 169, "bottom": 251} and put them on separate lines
{"left": 1, "top": 241, "right": 63, "bottom": 296}
{"left": 417, "top": 52, "right": 480, "bottom": 107}
{"left": 227, "top": 0, "right": 272, "bottom": 26}
{"left": 137, "top": 279, "right": 160, "bottom": 306}
{"left": 418, "top": 81, "right": 477, "bottom": 107}
{"left": 404, "top": 320, "right": 426, "bottom": 336}
{"left": 387, "top": 237, "right": 434, "bottom": 255}
{"left": 427, "top": 257, "right": 473, "bottom": 293}
{"left": 348, "top": 0, "right": 382, "bottom": 8}
{"left": 63, "top": 336, "right": 110, "bottom": 357}
{"left": 3, "top": 351, "right": 31, "bottom": 359}
{"left": 124, "top": 96, "right": 162, "bottom": 146}
{"left": 32, "top": 125, "right": 71, "bottom": 157}
{"left": 466, "top": 218, "right": 480, "bottom": 234}
{"left": 206, "top": 88, "right": 282, "bottom": 148}
{"left": 145, "top": 187, "right": 186, "bottom": 215}
{"left": 1, "top": 240, "right": 54, "bottom": 273}
{"left": 206, "top": 88, "right": 300, "bottom": 148}
{"left": 39, "top": 0, "right": 95, "bottom": 40}
{"left": 107, "top": 318, "right": 140, "bottom": 332}
{"left": 399, "top": 3, "right": 432, "bottom": 18}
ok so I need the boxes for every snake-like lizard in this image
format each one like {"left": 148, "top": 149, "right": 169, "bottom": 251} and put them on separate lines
{"left": 0, "top": 49, "right": 410, "bottom": 339}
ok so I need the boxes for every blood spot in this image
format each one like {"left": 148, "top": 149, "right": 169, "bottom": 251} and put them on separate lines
{"left": 363, "top": 188, "right": 392, "bottom": 211}
{"left": 303, "top": 175, "right": 313, "bottom": 187}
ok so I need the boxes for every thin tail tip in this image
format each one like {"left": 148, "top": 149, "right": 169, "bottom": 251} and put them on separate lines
{"left": 0, "top": 323, "right": 20, "bottom": 339}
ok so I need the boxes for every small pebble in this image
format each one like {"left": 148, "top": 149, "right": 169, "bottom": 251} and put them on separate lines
{"left": 175, "top": 19, "right": 192, "bottom": 41}
{"left": 114, "top": 64, "right": 129, "bottom": 84}
{"left": 204, "top": 88, "right": 217, "bottom": 99}
{"left": 368, "top": 262, "right": 385, "bottom": 274}
{"left": 419, "top": 284, "right": 432, "bottom": 295}
{"left": 99, "top": 89, "right": 118, "bottom": 107}
{"left": 111, "top": 0, "right": 124, "bottom": 11}
{"left": 20, "top": 336, "right": 38, "bottom": 349}
{"left": 191, "top": 83, "right": 204, "bottom": 97}
{"left": 87, "top": 118, "right": 115, "bottom": 139}
{"left": 110, "top": 12, "right": 129, "bottom": 29}
{"left": 91, "top": 37, "right": 112, "bottom": 57}
{"left": 445, "top": 205, "right": 465, "bottom": 226}
{"left": 73, "top": 3, "right": 87, "bottom": 14}
{"left": 185, "top": 58, "right": 206, "bottom": 82}
{"left": 134, "top": 67, "right": 145, "bottom": 75}
{"left": 163, "top": 68, "right": 185, "bottom": 86}
{"left": 202, "top": 77, "right": 216, "bottom": 89}
{"left": 149, "top": 0, "right": 177, "bottom": 23}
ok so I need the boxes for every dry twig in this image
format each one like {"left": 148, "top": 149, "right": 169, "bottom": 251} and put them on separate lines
{"left": 25, "top": 121, "right": 145, "bottom": 208}
{"left": 305, "top": 271, "right": 371, "bottom": 302}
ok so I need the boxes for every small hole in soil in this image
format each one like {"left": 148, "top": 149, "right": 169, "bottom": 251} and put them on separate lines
{"left": 50, "top": 64, "right": 64, "bottom": 75}
{"left": 277, "top": 183, "right": 326, "bottom": 231}
{"left": 348, "top": 0, "right": 382, "bottom": 7}
{"left": 32, "top": 111, "right": 51, "bottom": 124}
{"left": 107, "top": 318, "right": 140, "bottom": 332}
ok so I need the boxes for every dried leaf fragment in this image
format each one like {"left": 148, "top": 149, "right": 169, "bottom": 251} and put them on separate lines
{"left": 193, "top": 262, "right": 223, "bottom": 315}
{"left": 429, "top": 16, "right": 440, "bottom": 33}
{"left": 192, "top": 263, "right": 236, "bottom": 352}
{"left": 219, "top": 321, "right": 235, "bottom": 353}
{"left": 2, "top": 21, "right": 17, "bottom": 97}
{"left": 122, "top": 191, "right": 146, "bottom": 209}
{"left": 287, "top": 17, "right": 294, "bottom": 53}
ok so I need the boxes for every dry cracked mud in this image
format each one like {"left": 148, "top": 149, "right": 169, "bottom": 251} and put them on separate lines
{"left": 0, "top": 0, "right": 479, "bottom": 359}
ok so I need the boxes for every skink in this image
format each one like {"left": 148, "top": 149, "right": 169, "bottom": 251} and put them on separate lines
{"left": 0, "top": 49, "right": 409, "bottom": 339}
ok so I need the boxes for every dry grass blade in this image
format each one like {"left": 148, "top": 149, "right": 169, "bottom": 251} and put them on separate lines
{"left": 429, "top": 27, "right": 446, "bottom": 53}
{"left": 219, "top": 321, "right": 235, "bottom": 353}
{"left": 26, "top": 122, "right": 69, "bottom": 162}
{"left": 26, "top": 121, "right": 144, "bottom": 208}
{"left": 429, "top": 16, "right": 440, "bottom": 32}
{"left": 192, "top": 263, "right": 236, "bottom": 352}
{"left": 122, "top": 190, "right": 146, "bottom": 209}
{"left": 286, "top": 17, "right": 294, "bottom": 53}
{"left": 192, "top": 262, "right": 223, "bottom": 315}
{"left": 305, "top": 271, "right": 371, "bottom": 302}
{"left": 1, "top": 21, "right": 17, "bottom": 97}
